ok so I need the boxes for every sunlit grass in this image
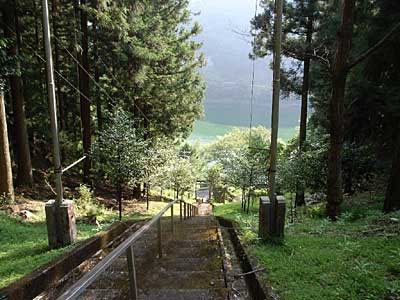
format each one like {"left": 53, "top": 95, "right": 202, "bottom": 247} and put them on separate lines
{"left": 214, "top": 196, "right": 400, "bottom": 300}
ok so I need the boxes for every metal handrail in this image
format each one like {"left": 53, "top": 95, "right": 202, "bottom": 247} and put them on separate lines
{"left": 57, "top": 198, "right": 199, "bottom": 300}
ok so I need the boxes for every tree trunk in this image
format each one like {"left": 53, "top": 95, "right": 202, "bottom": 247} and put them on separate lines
{"left": 241, "top": 188, "right": 245, "bottom": 208}
{"left": 79, "top": 0, "right": 91, "bottom": 184}
{"left": 344, "top": 166, "right": 353, "bottom": 195}
{"left": 2, "top": 1, "right": 33, "bottom": 187}
{"left": 117, "top": 181, "right": 122, "bottom": 221}
{"left": 0, "top": 88, "right": 15, "bottom": 203}
{"left": 384, "top": 127, "right": 400, "bottom": 212}
{"left": 295, "top": 4, "right": 314, "bottom": 206}
{"left": 146, "top": 186, "right": 149, "bottom": 210}
{"left": 326, "top": 0, "right": 356, "bottom": 220}
{"left": 132, "top": 185, "right": 141, "bottom": 199}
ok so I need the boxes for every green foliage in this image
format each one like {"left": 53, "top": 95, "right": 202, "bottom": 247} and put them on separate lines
{"left": 206, "top": 163, "right": 224, "bottom": 202}
{"left": 204, "top": 127, "right": 274, "bottom": 190}
{"left": 277, "top": 126, "right": 329, "bottom": 194}
{"left": 1, "top": 0, "right": 205, "bottom": 187}
{"left": 166, "top": 156, "right": 196, "bottom": 195}
{"left": 93, "top": 0, "right": 205, "bottom": 140}
{"left": 92, "top": 108, "right": 148, "bottom": 188}
{"left": 0, "top": 38, "right": 19, "bottom": 81}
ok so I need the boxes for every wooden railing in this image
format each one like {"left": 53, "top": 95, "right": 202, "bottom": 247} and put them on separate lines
{"left": 57, "top": 199, "right": 199, "bottom": 300}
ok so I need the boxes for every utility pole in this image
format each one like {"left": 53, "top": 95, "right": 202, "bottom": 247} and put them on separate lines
{"left": 42, "top": 0, "right": 76, "bottom": 248}
{"left": 42, "top": 0, "right": 63, "bottom": 206}
{"left": 259, "top": 0, "right": 286, "bottom": 240}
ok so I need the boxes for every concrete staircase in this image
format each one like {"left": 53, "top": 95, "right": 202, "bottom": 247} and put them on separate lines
{"left": 76, "top": 214, "right": 228, "bottom": 300}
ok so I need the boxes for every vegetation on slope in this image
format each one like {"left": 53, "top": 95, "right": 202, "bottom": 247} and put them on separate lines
{"left": 214, "top": 195, "right": 400, "bottom": 300}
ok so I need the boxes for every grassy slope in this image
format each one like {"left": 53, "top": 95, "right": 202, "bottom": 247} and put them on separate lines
{"left": 0, "top": 200, "right": 180, "bottom": 289}
{"left": 214, "top": 197, "right": 400, "bottom": 300}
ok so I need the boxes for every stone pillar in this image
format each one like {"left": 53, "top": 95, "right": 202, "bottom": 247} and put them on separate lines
{"left": 258, "top": 196, "right": 286, "bottom": 240}
{"left": 45, "top": 200, "right": 77, "bottom": 248}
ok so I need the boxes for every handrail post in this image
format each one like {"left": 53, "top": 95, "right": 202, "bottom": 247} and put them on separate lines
{"left": 184, "top": 202, "right": 186, "bottom": 220}
{"left": 171, "top": 203, "right": 174, "bottom": 235}
{"left": 126, "top": 245, "right": 138, "bottom": 300}
{"left": 157, "top": 218, "right": 162, "bottom": 258}
{"left": 180, "top": 201, "right": 182, "bottom": 222}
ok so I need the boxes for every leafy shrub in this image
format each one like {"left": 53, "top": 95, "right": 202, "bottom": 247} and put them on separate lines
{"left": 74, "top": 185, "right": 101, "bottom": 219}
{"left": 307, "top": 203, "right": 326, "bottom": 219}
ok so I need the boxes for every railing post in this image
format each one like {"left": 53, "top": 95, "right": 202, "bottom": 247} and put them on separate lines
{"left": 126, "top": 245, "right": 138, "bottom": 300}
{"left": 157, "top": 218, "right": 162, "bottom": 258}
{"left": 184, "top": 202, "right": 186, "bottom": 220}
{"left": 180, "top": 201, "right": 182, "bottom": 222}
{"left": 171, "top": 203, "right": 174, "bottom": 235}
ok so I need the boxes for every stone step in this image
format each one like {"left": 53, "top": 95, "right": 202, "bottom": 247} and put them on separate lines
{"left": 138, "top": 288, "right": 228, "bottom": 300}
{"left": 66, "top": 216, "right": 227, "bottom": 300}
{"left": 77, "top": 289, "right": 127, "bottom": 300}
{"left": 155, "top": 257, "right": 223, "bottom": 272}
{"left": 140, "top": 271, "right": 225, "bottom": 290}
{"left": 164, "top": 239, "right": 218, "bottom": 248}
{"left": 163, "top": 245, "right": 220, "bottom": 258}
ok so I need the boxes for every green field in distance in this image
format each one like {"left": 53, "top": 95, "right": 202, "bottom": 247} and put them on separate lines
{"left": 187, "top": 121, "right": 297, "bottom": 145}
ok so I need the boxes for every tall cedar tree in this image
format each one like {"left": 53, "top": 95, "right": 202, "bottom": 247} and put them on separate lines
{"left": 1, "top": 0, "right": 33, "bottom": 186}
